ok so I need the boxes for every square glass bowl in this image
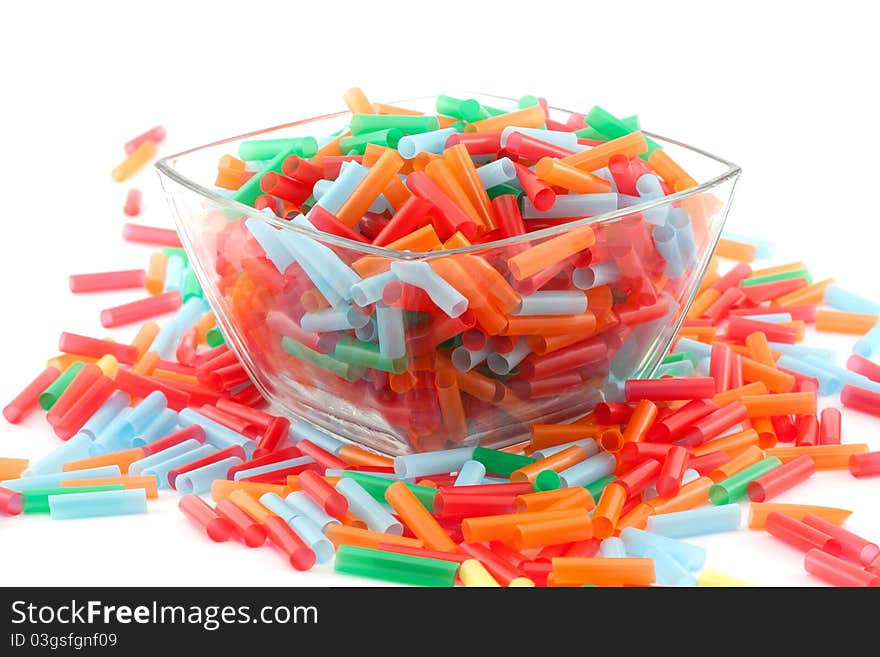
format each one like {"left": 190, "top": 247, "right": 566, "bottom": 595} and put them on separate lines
{"left": 156, "top": 94, "right": 740, "bottom": 455}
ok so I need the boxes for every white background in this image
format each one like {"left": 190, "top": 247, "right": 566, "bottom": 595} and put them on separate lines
{"left": 1, "top": 0, "right": 878, "bottom": 586}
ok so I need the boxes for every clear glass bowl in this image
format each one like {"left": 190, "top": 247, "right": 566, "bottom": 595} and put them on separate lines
{"left": 156, "top": 94, "right": 740, "bottom": 455}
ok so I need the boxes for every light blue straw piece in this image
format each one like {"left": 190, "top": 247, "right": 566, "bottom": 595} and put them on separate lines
{"left": 143, "top": 444, "right": 218, "bottom": 489}
{"left": 245, "top": 218, "right": 296, "bottom": 273}
{"left": 558, "top": 452, "right": 616, "bottom": 488}
{"left": 572, "top": 261, "right": 620, "bottom": 290}
{"left": 285, "top": 491, "right": 340, "bottom": 531}
{"left": 178, "top": 408, "right": 257, "bottom": 456}
{"left": 123, "top": 391, "right": 168, "bottom": 438}
{"left": 393, "top": 447, "right": 475, "bottom": 479}
{"left": 289, "top": 215, "right": 361, "bottom": 302}
{"left": 175, "top": 456, "right": 243, "bottom": 494}
{"left": 720, "top": 231, "right": 776, "bottom": 260}
{"left": 376, "top": 303, "right": 406, "bottom": 359}
{"left": 696, "top": 356, "right": 712, "bottom": 377}
{"left": 78, "top": 391, "right": 130, "bottom": 440}
{"left": 513, "top": 290, "right": 588, "bottom": 316}
{"left": 310, "top": 160, "right": 368, "bottom": 215}
{"left": 451, "top": 345, "right": 491, "bottom": 372}
{"left": 390, "top": 261, "right": 468, "bottom": 318}
{"left": 669, "top": 208, "right": 697, "bottom": 265}
{"left": 500, "top": 127, "right": 578, "bottom": 150}
{"left": 290, "top": 515, "right": 335, "bottom": 564}
{"left": 129, "top": 439, "right": 203, "bottom": 476}
{"left": 635, "top": 174, "right": 669, "bottom": 226}
{"left": 767, "top": 342, "right": 836, "bottom": 362}
{"left": 233, "top": 456, "right": 315, "bottom": 481}
{"left": 476, "top": 158, "right": 518, "bottom": 189}
{"left": 49, "top": 488, "right": 147, "bottom": 520}
{"left": 89, "top": 407, "right": 134, "bottom": 456}
{"left": 259, "top": 493, "right": 298, "bottom": 524}
{"left": 163, "top": 254, "right": 185, "bottom": 293}
{"left": 2, "top": 465, "right": 122, "bottom": 492}
{"left": 312, "top": 180, "right": 390, "bottom": 213}
{"left": 273, "top": 232, "right": 343, "bottom": 311}
{"left": 355, "top": 317, "right": 378, "bottom": 342}
{"left": 673, "top": 337, "right": 711, "bottom": 360}
{"left": 652, "top": 360, "right": 696, "bottom": 379}
{"left": 150, "top": 296, "right": 211, "bottom": 359}
{"left": 746, "top": 313, "right": 793, "bottom": 323}
{"left": 289, "top": 420, "right": 344, "bottom": 453}
{"left": 802, "top": 355, "right": 880, "bottom": 393}
{"left": 335, "top": 478, "right": 403, "bottom": 534}
{"left": 647, "top": 504, "right": 742, "bottom": 538}
{"left": 775, "top": 355, "right": 841, "bottom": 396}
{"left": 599, "top": 537, "right": 628, "bottom": 558}
{"left": 22, "top": 433, "right": 93, "bottom": 476}
{"left": 652, "top": 223, "right": 686, "bottom": 278}
{"left": 855, "top": 323, "right": 880, "bottom": 359}
{"left": 397, "top": 127, "right": 459, "bottom": 159}
{"left": 131, "top": 409, "right": 179, "bottom": 448}
{"left": 619, "top": 527, "right": 706, "bottom": 572}
{"left": 453, "top": 460, "right": 486, "bottom": 486}
{"left": 301, "top": 306, "right": 369, "bottom": 332}
{"left": 481, "top": 476, "right": 510, "bottom": 485}
{"left": 823, "top": 284, "right": 880, "bottom": 315}
{"left": 245, "top": 160, "right": 269, "bottom": 172}
{"left": 532, "top": 438, "right": 599, "bottom": 461}
{"left": 522, "top": 193, "right": 618, "bottom": 219}
{"left": 617, "top": 194, "right": 642, "bottom": 209}
{"left": 487, "top": 338, "right": 531, "bottom": 375}
{"left": 643, "top": 545, "right": 698, "bottom": 586}
{"left": 350, "top": 270, "right": 397, "bottom": 307}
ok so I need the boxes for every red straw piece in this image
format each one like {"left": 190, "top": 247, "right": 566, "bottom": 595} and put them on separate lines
{"left": 309, "top": 206, "right": 370, "bottom": 244}
{"left": 142, "top": 425, "right": 206, "bottom": 455}
{"left": 625, "top": 377, "right": 716, "bottom": 402}
{"left": 804, "top": 549, "right": 880, "bottom": 587}
{"left": 646, "top": 399, "right": 719, "bottom": 443}
{"left": 254, "top": 416, "right": 291, "bottom": 458}
{"left": 69, "top": 269, "right": 146, "bottom": 293}
{"left": 59, "top": 332, "right": 138, "bottom": 365}
{"left": 765, "top": 512, "right": 842, "bottom": 557}
{"left": 114, "top": 370, "right": 190, "bottom": 411}
{"left": 298, "top": 470, "right": 348, "bottom": 518}
{"left": 228, "top": 447, "right": 303, "bottom": 480}
{"left": 594, "top": 402, "right": 634, "bottom": 425}
{"left": 215, "top": 499, "right": 267, "bottom": 548}
{"left": 840, "top": 384, "right": 880, "bottom": 417}
{"left": 656, "top": 446, "right": 689, "bottom": 497}
{"left": 263, "top": 516, "right": 316, "bottom": 571}
{"left": 100, "top": 291, "right": 182, "bottom": 328}
{"left": 849, "top": 451, "right": 880, "bottom": 478}
{"left": 688, "top": 451, "right": 731, "bottom": 476}
{"left": 179, "top": 495, "right": 234, "bottom": 542}
{"left": 739, "top": 278, "right": 808, "bottom": 304}
{"left": 1, "top": 487, "right": 23, "bottom": 516}
{"left": 54, "top": 375, "right": 116, "bottom": 440}
{"left": 801, "top": 514, "right": 880, "bottom": 566}
{"left": 847, "top": 354, "right": 880, "bottom": 383}
{"left": 170, "top": 446, "right": 245, "bottom": 489}
{"left": 711, "top": 262, "right": 752, "bottom": 293}
{"left": 680, "top": 401, "right": 748, "bottom": 446}
{"left": 125, "top": 125, "right": 166, "bottom": 154}
{"left": 294, "top": 439, "right": 347, "bottom": 472}
{"left": 3, "top": 366, "right": 60, "bottom": 424}
{"left": 124, "top": 189, "right": 143, "bottom": 217}
{"left": 434, "top": 493, "right": 518, "bottom": 520}
{"left": 514, "top": 163, "right": 556, "bottom": 212}
{"left": 747, "top": 455, "right": 815, "bottom": 502}
{"left": 122, "top": 223, "right": 181, "bottom": 247}
{"left": 45, "top": 364, "right": 103, "bottom": 427}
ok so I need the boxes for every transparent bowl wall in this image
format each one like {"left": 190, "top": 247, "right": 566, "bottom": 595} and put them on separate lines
{"left": 156, "top": 94, "right": 740, "bottom": 455}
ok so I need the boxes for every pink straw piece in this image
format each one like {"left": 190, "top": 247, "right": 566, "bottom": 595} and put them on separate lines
{"left": 804, "top": 549, "right": 880, "bottom": 587}
{"left": 124, "top": 189, "right": 143, "bottom": 217}
{"left": 69, "top": 269, "right": 147, "bottom": 293}
{"left": 125, "top": 125, "right": 166, "bottom": 155}
{"left": 100, "top": 291, "right": 182, "bottom": 328}
{"left": 122, "top": 223, "right": 181, "bottom": 247}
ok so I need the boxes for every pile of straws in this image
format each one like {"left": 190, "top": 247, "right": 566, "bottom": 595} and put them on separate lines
{"left": 2, "top": 90, "right": 880, "bottom": 587}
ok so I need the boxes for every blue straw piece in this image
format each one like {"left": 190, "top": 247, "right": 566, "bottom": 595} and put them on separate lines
{"left": 599, "top": 537, "right": 628, "bottom": 558}
{"left": 855, "top": 323, "right": 880, "bottom": 359}
{"left": 476, "top": 157, "right": 517, "bottom": 189}
{"left": 300, "top": 306, "right": 369, "bottom": 332}
{"left": 178, "top": 408, "right": 257, "bottom": 457}
{"left": 78, "top": 391, "right": 130, "bottom": 440}
{"left": 669, "top": 208, "right": 697, "bottom": 265}
{"left": 174, "top": 456, "right": 243, "bottom": 494}
{"left": 481, "top": 476, "right": 510, "bottom": 485}
{"left": 453, "top": 460, "right": 486, "bottom": 487}
{"left": 767, "top": 342, "right": 836, "bottom": 362}
{"left": 143, "top": 444, "right": 218, "bottom": 488}
{"left": 747, "top": 313, "right": 792, "bottom": 323}
{"left": 652, "top": 224, "right": 686, "bottom": 278}
{"left": 451, "top": 345, "right": 490, "bottom": 371}
{"left": 522, "top": 193, "right": 618, "bottom": 219}
{"left": 288, "top": 215, "right": 362, "bottom": 303}
{"left": 532, "top": 438, "right": 599, "bottom": 461}
{"left": 823, "top": 284, "right": 880, "bottom": 315}
{"left": 619, "top": 527, "right": 706, "bottom": 572}
{"left": 163, "top": 255, "right": 185, "bottom": 293}
{"left": 129, "top": 439, "right": 203, "bottom": 476}
{"left": 376, "top": 303, "right": 406, "bottom": 359}
{"left": 720, "top": 231, "right": 775, "bottom": 260}
{"left": 289, "top": 421, "right": 345, "bottom": 454}
{"left": 151, "top": 297, "right": 210, "bottom": 358}
{"left": 390, "top": 261, "right": 469, "bottom": 318}
{"left": 775, "top": 355, "right": 841, "bottom": 396}
{"left": 350, "top": 271, "right": 397, "bottom": 307}
{"left": 285, "top": 491, "right": 340, "bottom": 531}
{"left": 397, "top": 127, "right": 460, "bottom": 159}
{"left": 487, "top": 338, "right": 531, "bottom": 375}
{"left": 233, "top": 456, "right": 314, "bottom": 481}
{"left": 512, "top": 291, "right": 588, "bottom": 316}
{"left": 245, "top": 218, "right": 296, "bottom": 273}
{"left": 310, "top": 160, "right": 367, "bottom": 215}
{"left": 23, "top": 433, "right": 93, "bottom": 476}
{"left": 572, "top": 260, "right": 621, "bottom": 290}
{"left": 646, "top": 504, "right": 742, "bottom": 538}
{"left": 673, "top": 337, "right": 711, "bottom": 360}
{"left": 49, "top": 488, "right": 147, "bottom": 520}
{"left": 123, "top": 391, "right": 168, "bottom": 438}
{"left": 393, "top": 447, "right": 475, "bottom": 479}
{"left": 89, "top": 407, "right": 134, "bottom": 456}
{"left": 558, "top": 452, "right": 616, "bottom": 488}
{"left": 290, "top": 515, "right": 335, "bottom": 564}
{"left": 802, "top": 355, "right": 880, "bottom": 393}
{"left": 643, "top": 545, "right": 698, "bottom": 586}
{"left": 2, "top": 465, "right": 122, "bottom": 492}
{"left": 259, "top": 493, "right": 298, "bottom": 524}
{"left": 636, "top": 174, "right": 668, "bottom": 226}
{"left": 335, "top": 478, "right": 403, "bottom": 534}
{"left": 131, "top": 409, "right": 179, "bottom": 448}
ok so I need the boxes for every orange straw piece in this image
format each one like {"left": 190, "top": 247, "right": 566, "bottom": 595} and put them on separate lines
{"left": 435, "top": 369, "right": 467, "bottom": 442}
{"left": 61, "top": 475, "right": 159, "bottom": 499}
{"left": 620, "top": 399, "right": 658, "bottom": 446}
{"left": 62, "top": 448, "right": 145, "bottom": 475}
{"left": 445, "top": 143, "right": 497, "bottom": 231}
{"left": 711, "top": 381, "right": 768, "bottom": 407}
{"left": 748, "top": 503, "right": 853, "bottom": 529}
{"left": 511, "top": 508, "right": 592, "bottom": 550}
{"left": 772, "top": 278, "right": 835, "bottom": 306}
{"left": 0, "top": 457, "right": 29, "bottom": 480}
{"left": 385, "top": 481, "right": 457, "bottom": 552}
{"left": 502, "top": 312, "right": 597, "bottom": 337}
{"left": 425, "top": 158, "right": 485, "bottom": 230}
{"left": 715, "top": 238, "right": 756, "bottom": 262}
{"left": 343, "top": 87, "right": 374, "bottom": 115}
{"left": 371, "top": 102, "right": 423, "bottom": 116}
{"left": 443, "top": 232, "right": 472, "bottom": 250}
{"left": 543, "top": 487, "right": 595, "bottom": 512}
{"left": 764, "top": 444, "right": 869, "bottom": 470}
{"left": 559, "top": 132, "right": 649, "bottom": 172}
{"left": 815, "top": 309, "right": 878, "bottom": 335}
{"left": 646, "top": 148, "right": 698, "bottom": 190}
{"left": 340, "top": 511, "right": 368, "bottom": 530}
{"left": 708, "top": 445, "right": 764, "bottom": 482}
{"left": 749, "top": 261, "right": 807, "bottom": 278}
{"left": 210, "top": 480, "right": 291, "bottom": 503}
{"left": 469, "top": 105, "right": 546, "bottom": 132}
{"left": 111, "top": 140, "right": 157, "bottom": 182}
{"left": 461, "top": 509, "right": 585, "bottom": 543}
{"left": 145, "top": 254, "right": 167, "bottom": 295}
{"left": 647, "top": 476, "right": 713, "bottom": 515}
{"left": 311, "top": 134, "right": 345, "bottom": 165}
{"left": 616, "top": 502, "right": 654, "bottom": 532}
{"left": 751, "top": 417, "right": 778, "bottom": 449}
{"left": 516, "top": 488, "right": 591, "bottom": 512}
{"left": 385, "top": 224, "right": 443, "bottom": 252}
{"left": 687, "top": 288, "right": 721, "bottom": 319}
{"left": 325, "top": 524, "right": 424, "bottom": 550}
{"left": 741, "top": 392, "right": 816, "bottom": 417}
{"left": 529, "top": 424, "right": 604, "bottom": 452}
{"left": 510, "top": 446, "right": 589, "bottom": 483}
{"left": 534, "top": 158, "right": 612, "bottom": 193}
{"left": 551, "top": 557, "right": 656, "bottom": 587}
{"left": 740, "top": 356, "right": 796, "bottom": 393}
{"left": 745, "top": 332, "right": 776, "bottom": 368}
{"left": 229, "top": 489, "right": 275, "bottom": 523}
{"left": 132, "top": 351, "right": 160, "bottom": 376}
{"left": 592, "top": 482, "right": 627, "bottom": 539}
{"left": 337, "top": 445, "right": 393, "bottom": 469}
{"left": 335, "top": 149, "right": 403, "bottom": 227}
{"left": 691, "top": 428, "right": 760, "bottom": 458}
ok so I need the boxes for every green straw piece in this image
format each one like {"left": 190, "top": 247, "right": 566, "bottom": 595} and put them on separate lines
{"left": 349, "top": 114, "right": 439, "bottom": 136}
{"left": 334, "top": 545, "right": 458, "bottom": 587}
{"left": 710, "top": 457, "right": 782, "bottom": 505}
{"left": 205, "top": 326, "right": 225, "bottom": 347}
{"left": 486, "top": 184, "right": 522, "bottom": 200}
{"left": 338, "top": 472, "right": 437, "bottom": 510}
{"left": 662, "top": 352, "right": 698, "bottom": 367}
{"left": 586, "top": 474, "right": 617, "bottom": 501}
{"left": 39, "top": 362, "right": 84, "bottom": 410}
{"left": 232, "top": 144, "right": 300, "bottom": 206}
{"left": 472, "top": 447, "right": 535, "bottom": 477}
{"left": 22, "top": 484, "right": 125, "bottom": 514}
{"left": 574, "top": 126, "right": 611, "bottom": 141}
{"left": 739, "top": 269, "right": 812, "bottom": 287}
{"left": 162, "top": 247, "right": 188, "bottom": 265}
{"left": 517, "top": 95, "right": 540, "bottom": 109}
{"left": 238, "top": 137, "right": 318, "bottom": 162}
{"left": 339, "top": 129, "right": 403, "bottom": 155}
{"left": 181, "top": 268, "right": 203, "bottom": 302}
{"left": 281, "top": 336, "right": 364, "bottom": 382}
{"left": 586, "top": 105, "right": 662, "bottom": 154}
{"left": 435, "top": 95, "right": 487, "bottom": 122}
{"left": 534, "top": 470, "right": 562, "bottom": 492}
{"left": 333, "top": 337, "right": 407, "bottom": 374}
